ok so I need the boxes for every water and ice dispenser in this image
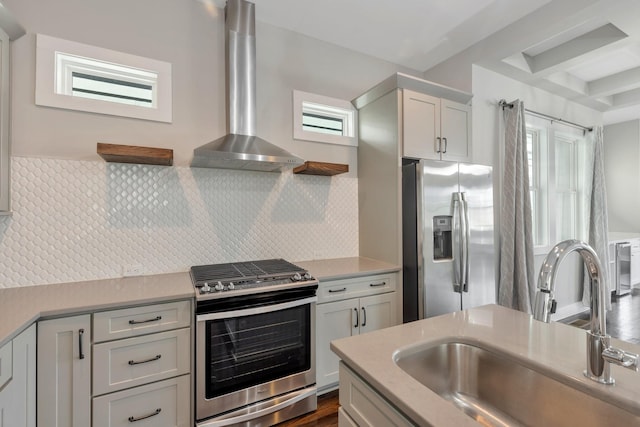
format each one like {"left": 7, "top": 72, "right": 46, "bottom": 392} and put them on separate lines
{"left": 433, "top": 215, "right": 452, "bottom": 260}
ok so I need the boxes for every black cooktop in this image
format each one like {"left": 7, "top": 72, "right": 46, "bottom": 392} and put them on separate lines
{"left": 190, "top": 258, "right": 307, "bottom": 286}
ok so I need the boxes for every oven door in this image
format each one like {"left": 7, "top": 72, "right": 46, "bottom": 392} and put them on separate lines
{"left": 196, "top": 291, "right": 316, "bottom": 422}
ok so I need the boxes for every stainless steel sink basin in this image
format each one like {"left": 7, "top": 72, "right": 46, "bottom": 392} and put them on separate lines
{"left": 394, "top": 341, "right": 640, "bottom": 427}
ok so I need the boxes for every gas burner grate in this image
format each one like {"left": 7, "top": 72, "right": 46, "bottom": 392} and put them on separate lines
{"left": 190, "top": 258, "right": 306, "bottom": 285}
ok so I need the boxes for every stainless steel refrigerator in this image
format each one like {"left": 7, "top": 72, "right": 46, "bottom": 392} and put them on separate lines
{"left": 402, "top": 159, "right": 495, "bottom": 322}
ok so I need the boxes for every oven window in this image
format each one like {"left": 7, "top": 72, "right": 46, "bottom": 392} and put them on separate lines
{"left": 206, "top": 304, "right": 311, "bottom": 398}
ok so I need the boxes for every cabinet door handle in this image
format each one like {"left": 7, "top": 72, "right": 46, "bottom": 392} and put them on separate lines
{"left": 328, "top": 288, "right": 347, "bottom": 293}
{"left": 128, "top": 354, "right": 162, "bottom": 366}
{"left": 129, "top": 315, "right": 162, "bottom": 325}
{"left": 361, "top": 307, "right": 367, "bottom": 327}
{"left": 353, "top": 308, "right": 359, "bottom": 328}
{"left": 128, "top": 408, "right": 161, "bottom": 422}
{"left": 435, "top": 136, "right": 442, "bottom": 153}
{"left": 442, "top": 137, "right": 448, "bottom": 153}
{"left": 78, "top": 328, "right": 85, "bottom": 360}
{"left": 369, "top": 282, "right": 386, "bottom": 287}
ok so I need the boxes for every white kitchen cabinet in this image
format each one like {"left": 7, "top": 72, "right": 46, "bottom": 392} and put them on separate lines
{"left": 631, "top": 240, "right": 640, "bottom": 288}
{"left": 93, "top": 375, "right": 190, "bottom": 427}
{"left": 93, "top": 327, "right": 190, "bottom": 395}
{"left": 38, "top": 315, "right": 92, "bottom": 427}
{"left": 92, "top": 301, "right": 192, "bottom": 426}
{"left": 0, "top": 8, "right": 24, "bottom": 214}
{"left": 338, "top": 362, "right": 412, "bottom": 427}
{"left": 316, "top": 274, "right": 397, "bottom": 392}
{"left": 37, "top": 300, "right": 192, "bottom": 427}
{"left": 403, "top": 89, "right": 471, "bottom": 162}
{"left": 0, "top": 324, "right": 36, "bottom": 427}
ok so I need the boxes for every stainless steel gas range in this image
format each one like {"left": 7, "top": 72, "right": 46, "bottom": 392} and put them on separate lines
{"left": 191, "top": 258, "right": 318, "bottom": 427}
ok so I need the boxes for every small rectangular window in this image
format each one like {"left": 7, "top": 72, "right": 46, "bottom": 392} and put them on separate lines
{"left": 36, "top": 34, "right": 172, "bottom": 122}
{"left": 70, "top": 71, "right": 153, "bottom": 106}
{"left": 302, "top": 111, "right": 344, "bottom": 135}
{"left": 293, "top": 90, "right": 357, "bottom": 146}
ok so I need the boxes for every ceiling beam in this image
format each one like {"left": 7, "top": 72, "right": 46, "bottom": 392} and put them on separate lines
{"left": 527, "top": 24, "right": 628, "bottom": 74}
{"left": 588, "top": 66, "right": 640, "bottom": 97}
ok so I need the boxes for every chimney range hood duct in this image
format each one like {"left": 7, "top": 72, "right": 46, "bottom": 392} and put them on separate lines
{"left": 192, "top": 0, "right": 304, "bottom": 172}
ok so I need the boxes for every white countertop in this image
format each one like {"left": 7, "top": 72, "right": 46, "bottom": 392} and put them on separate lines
{"left": 609, "top": 232, "right": 640, "bottom": 243}
{"left": 0, "top": 272, "right": 195, "bottom": 346}
{"left": 295, "top": 256, "right": 400, "bottom": 281}
{"left": 331, "top": 304, "right": 640, "bottom": 426}
{"left": 0, "top": 256, "right": 396, "bottom": 347}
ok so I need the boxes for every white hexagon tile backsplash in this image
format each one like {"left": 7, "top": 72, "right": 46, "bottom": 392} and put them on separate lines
{"left": 0, "top": 157, "right": 359, "bottom": 288}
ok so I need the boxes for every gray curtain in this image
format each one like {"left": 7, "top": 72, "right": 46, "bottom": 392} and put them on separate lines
{"left": 583, "top": 126, "right": 612, "bottom": 310}
{"left": 498, "top": 100, "right": 536, "bottom": 313}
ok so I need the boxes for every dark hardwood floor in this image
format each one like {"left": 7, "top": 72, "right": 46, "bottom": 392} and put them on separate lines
{"left": 563, "top": 288, "right": 640, "bottom": 344}
{"left": 278, "top": 390, "right": 339, "bottom": 427}
{"left": 606, "top": 288, "right": 640, "bottom": 344}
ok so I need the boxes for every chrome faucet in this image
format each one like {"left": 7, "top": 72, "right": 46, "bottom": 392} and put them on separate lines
{"left": 533, "top": 239, "right": 639, "bottom": 384}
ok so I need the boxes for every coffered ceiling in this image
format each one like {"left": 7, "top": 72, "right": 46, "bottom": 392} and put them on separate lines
{"left": 248, "top": 0, "right": 640, "bottom": 125}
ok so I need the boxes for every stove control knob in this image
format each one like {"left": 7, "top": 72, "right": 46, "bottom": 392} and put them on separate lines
{"left": 228, "top": 282, "right": 235, "bottom": 290}
{"left": 215, "top": 281, "right": 224, "bottom": 291}
{"left": 202, "top": 282, "right": 211, "bottom": 293}
{"left": 292, "top": 273, "right": 302, "bottom": 281}
{"left": 303, "top": 272, "right": 312, "bottom": 280}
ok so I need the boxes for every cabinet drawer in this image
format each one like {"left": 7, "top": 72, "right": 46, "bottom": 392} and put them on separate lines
{"left": 93, "top": 328, "right": 190, "bottom": 395}
{"left": 94, "top": 300, "right": 191, "bottom": 342}
{"left": 93, "top": 374, "right": 190, "bottom": 427}
{"left": 318, "top": 274, "right": 396, "bottom": 304}
{"left": 0, "top": 339, "right": 11, "bottom": 390}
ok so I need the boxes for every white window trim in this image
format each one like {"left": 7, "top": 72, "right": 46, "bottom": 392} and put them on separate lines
{"left": 35, "top": 34, "right": 172, "bottom": 123}
{"left": 527, "top": 116, "right": 588, "bottom": 255}
{"left": 292, "top": 90, "right": 357, "bottom": 147}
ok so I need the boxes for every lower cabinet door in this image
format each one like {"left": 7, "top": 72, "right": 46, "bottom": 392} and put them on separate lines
{"left": 316, "top": 299, "right": 357, "bottom": 390}
{"left": 93, "top": 374, "right": 190, "bottom": 427}
{"left": 38, "top": 315, "right": 92, "bottom": 427}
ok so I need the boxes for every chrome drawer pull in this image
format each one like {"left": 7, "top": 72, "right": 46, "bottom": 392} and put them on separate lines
{"left": 78, "top": 328, "right": 85, "bottom": 360}
{"left": 328, "top": 288, "right": 347, "bottom": 293}
{"left": 128, "top": 408, "right": 161, "bottom": 422}
{"left": 128, "top": 315, "right": 162, "bottom": 325}
{"left": 369, "top": 282, "right": 386, "bottom": 287}
{"left": 128, "top": 354, "right": 161, "bottom": 366}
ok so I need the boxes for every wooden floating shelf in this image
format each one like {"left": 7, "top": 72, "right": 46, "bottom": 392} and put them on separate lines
{"left": 97, "top": 143, "right": 173, "bottom": 166}
{"left": 293, "top": 161, "right": 349, "bottom": 176}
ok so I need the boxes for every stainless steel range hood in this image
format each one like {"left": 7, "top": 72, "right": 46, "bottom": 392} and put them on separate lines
{"left": 192, "top": 0, "right": 304, "bottom": 172}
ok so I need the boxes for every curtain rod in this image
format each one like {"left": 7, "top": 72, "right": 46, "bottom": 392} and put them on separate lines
{"left": 498, "top": 99, "right": 593, "bottom": 133}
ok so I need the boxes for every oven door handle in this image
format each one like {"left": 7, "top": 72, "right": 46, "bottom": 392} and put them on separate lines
{"left": 196, "top": 387, "right": 316, "bottom": 427}
{"left": 197, "top": 296, "right": 317, "bottom": 321}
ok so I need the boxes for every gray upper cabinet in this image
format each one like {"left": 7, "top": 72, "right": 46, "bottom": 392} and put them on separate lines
{"left": 0, "top": 3, "right": 24, "bottom": 214}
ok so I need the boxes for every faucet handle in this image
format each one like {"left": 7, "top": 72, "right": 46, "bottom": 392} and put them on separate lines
{"left": 602, "top": 347, "right": 639, "bottom": 371}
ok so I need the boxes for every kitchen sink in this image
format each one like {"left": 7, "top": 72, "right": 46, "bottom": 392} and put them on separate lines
{"left": 394, "top": 341, "right": 640, "bottom": 427}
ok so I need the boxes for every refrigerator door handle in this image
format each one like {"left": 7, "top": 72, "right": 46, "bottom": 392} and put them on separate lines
{"left": 452, "top": 193, "right": 463, "bottom": 293}
{"left": 461, "top": 193, "right": 470, "bottom": 293}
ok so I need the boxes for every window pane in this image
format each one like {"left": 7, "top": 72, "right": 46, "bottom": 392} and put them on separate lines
{"left": 557, "top": 191, "right": 576, "bottom": 241}
{"left": 302, "top": 112, "right": 344, "bottom": 135}
{"left": 555, "top": 139, "right": 574, "bottom": 191}
{"left": 526, "top": 131, "right": 534, "bottom": 185}
{"left": 72, "top": 72, "right": 153, "bottom": 107}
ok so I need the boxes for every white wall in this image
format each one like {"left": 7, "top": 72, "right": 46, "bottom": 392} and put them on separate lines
{"left": 471, "top": 65, "right": 603, "bottom": 315}
{"left": 4, "top": 0, "right": 418, "bottom": 172}
{"left": 0, "top": 0, "right": 420, "bottom": 287}
{"left": 604, "top": 120, "right": 640, "bottom": 232}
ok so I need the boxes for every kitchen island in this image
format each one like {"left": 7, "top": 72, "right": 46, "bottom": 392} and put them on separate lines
{"left": 331, "top": 304, "right": 640, "bottom": 426}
